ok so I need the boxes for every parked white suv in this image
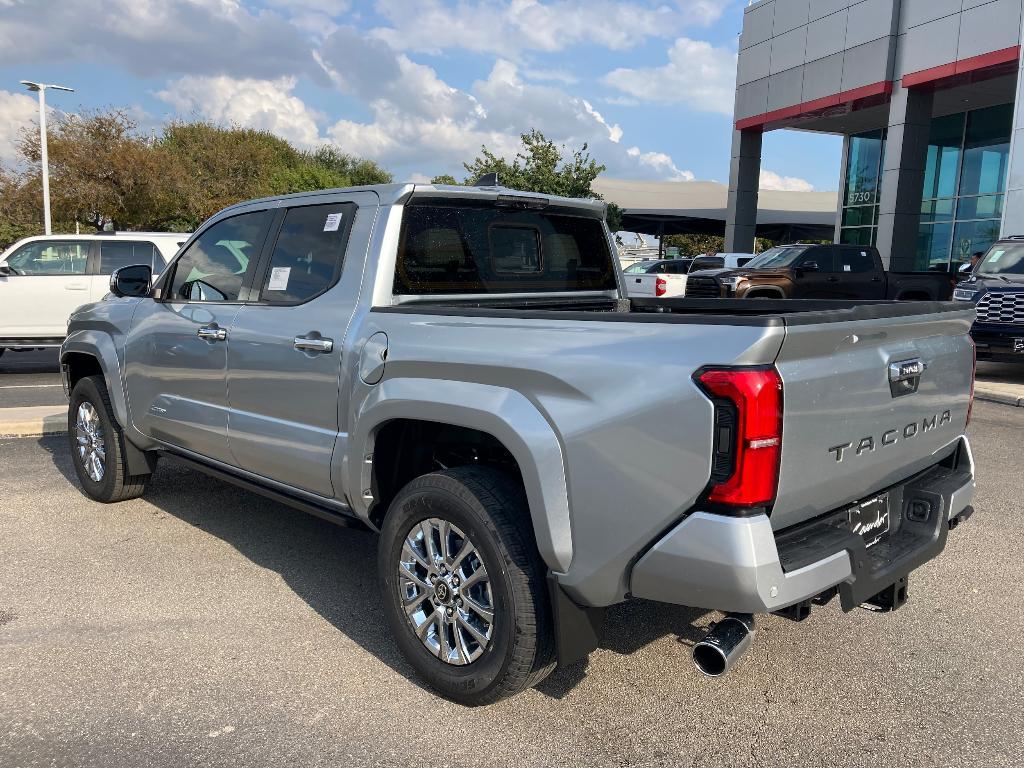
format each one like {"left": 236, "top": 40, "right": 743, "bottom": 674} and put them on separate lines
{"left": 0, "top": 232, "right": 187, "bottom": 351}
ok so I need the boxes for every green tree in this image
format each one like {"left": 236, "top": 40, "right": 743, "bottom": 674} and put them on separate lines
{"left": 449, "top": 129, "right": 621, "bottom": 230}
{"left": 462, "top": 129, "right": 605, "bottom": 199}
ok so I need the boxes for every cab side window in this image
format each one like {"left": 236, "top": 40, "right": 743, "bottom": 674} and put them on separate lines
{"left": 5, "top": 240, "right": 90, "bottom": 275}
{"left": 168, "top": 211, "right": 272, "bottom": 302}
{"left": 259, "top": 203, "right": 355, "bottom": 303}
{"left": 799, "top": 246, "right": 837, "bottom": 272}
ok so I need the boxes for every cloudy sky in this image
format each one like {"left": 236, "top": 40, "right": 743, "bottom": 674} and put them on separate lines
{"left": 0, "top": 0, "right": 841, "bottom": 191}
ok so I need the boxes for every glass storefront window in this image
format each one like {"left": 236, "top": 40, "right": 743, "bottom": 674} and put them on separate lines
{"left": 840, "top": 130, "right": 884, "bottom": 246}
{"left": 960, "top": 104, "right": 1012, "bottom": 197}
{"left": 844, "top": 130, "right": 883, "bottom": 207}
{"left": 840, "top": 227, "right": 876, "bottom": 246}
{"left": 922, "top": 113, "right": 964, "bottom": 200}
{"left": 912, "top": 104, "right": 1012, "bottom": 272}
{"left": 952, "top": 219, "right": 1002, "bottom": 264}
{"left": 917, "top": 222, "right": 954, "bottom": 271}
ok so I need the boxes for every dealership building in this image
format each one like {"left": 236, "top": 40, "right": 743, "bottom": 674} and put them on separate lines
{"left": 726, "top": 0, "right": 1024, "bottom": 271}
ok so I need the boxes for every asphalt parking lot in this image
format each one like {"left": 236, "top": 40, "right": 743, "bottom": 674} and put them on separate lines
{"left": 0, "top": 400, "right": 1022, "bottom": 767}
{"left": 0, "top": 349, "right": 63, "bottom": 408}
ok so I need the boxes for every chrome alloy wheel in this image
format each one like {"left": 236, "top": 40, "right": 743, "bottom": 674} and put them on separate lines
{"left": 398, "top": 518, "right": 495, "bottom": 665}
{"left": 75, "top": 402, "right": 106, "bottom": 482}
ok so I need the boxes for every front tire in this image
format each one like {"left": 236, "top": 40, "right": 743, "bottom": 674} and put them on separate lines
{"left": 378, "top": 466, "right": 554, "bottom": 705}
{"left": 68, "top": 375, "right": 151, "bottom": 503}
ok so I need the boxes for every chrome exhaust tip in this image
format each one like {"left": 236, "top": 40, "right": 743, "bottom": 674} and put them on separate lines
{"left": 692, "top": 613, "right": 755, "bottom": 677}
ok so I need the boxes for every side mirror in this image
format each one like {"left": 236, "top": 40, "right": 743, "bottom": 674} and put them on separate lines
{"left": 110, "top": 264, "right": 152, "bottom": 298}
{"left": 797, "top": 261, "right": 820, "bottom": 273}
{"left": 0, "top": 263, "right": 11, "bottom": 276}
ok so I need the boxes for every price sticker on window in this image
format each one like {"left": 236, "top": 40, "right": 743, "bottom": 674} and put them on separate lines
{"left": 323, "top": 212, "right": 343, "bottom": 232}
{"left": 267, "top": 266, "right": 290, "bottom": 291}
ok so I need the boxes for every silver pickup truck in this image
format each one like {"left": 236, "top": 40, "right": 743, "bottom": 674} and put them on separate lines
{"left": 60, "top": 183, "right": 977, "bottom": 705}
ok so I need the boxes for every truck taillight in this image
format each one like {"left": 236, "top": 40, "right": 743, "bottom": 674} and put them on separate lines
{"left": 967, "top": 335, "right": 976, "bottom": 426}
{"left": 696, "top": 367, "right": 783, "bottom": 509}
{"left": 655, "top": 277, "right": 668, "bottom": 297}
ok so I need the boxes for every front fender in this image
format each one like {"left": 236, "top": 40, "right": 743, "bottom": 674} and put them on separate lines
{"left": 61, "top": 330, "right": 130, "bottom": 430}
{"left": 350, "top": 377, "right": 573, "bottom": 573}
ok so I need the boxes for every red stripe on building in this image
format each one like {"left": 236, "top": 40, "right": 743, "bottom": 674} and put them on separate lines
{"left": 902, "top": 45, "right": 1020, "bottom": 87}
{"left": 735, "top": 80, "right": 892, "bottom": 131}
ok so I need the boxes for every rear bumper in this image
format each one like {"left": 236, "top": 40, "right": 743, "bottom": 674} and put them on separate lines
{"left": 630, "top": 437, "right": 975, "bottom": 614}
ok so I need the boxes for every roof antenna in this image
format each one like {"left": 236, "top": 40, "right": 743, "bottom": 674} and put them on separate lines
{"left": 474, "top": 172, "right": 500, "bottom": 187}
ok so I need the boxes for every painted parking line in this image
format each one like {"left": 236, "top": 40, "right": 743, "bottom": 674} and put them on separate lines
{"left": 0, "top": 384, "right": 63, "bottom": 389}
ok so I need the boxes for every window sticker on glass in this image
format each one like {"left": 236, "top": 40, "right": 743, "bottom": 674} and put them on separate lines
{"left": 267, "top": 266, "right": 291, "bottom": 291}
{"left": 990, "top": 249, "right": 1004, "bottom": 262}
{"left": 843, "top": 264, "right": 851, "bottom": 271}
{"left": 323, "top": 213, "right": 343, "bottom": 232}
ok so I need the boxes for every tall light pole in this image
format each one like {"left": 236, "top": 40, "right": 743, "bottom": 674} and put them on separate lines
{"left": 20, "top": 80, "right": 74, "bottom": 235}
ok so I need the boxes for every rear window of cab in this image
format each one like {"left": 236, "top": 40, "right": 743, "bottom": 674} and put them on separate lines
{"left": 394, "top": 201, "right": 616, "bottom": 295}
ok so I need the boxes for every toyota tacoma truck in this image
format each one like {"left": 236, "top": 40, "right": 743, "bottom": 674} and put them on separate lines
{"left": 60, "top": 183, "right": 977, "bottom": 705}
{"left": 685, "top": 243, "right": 954, "bottom": 301}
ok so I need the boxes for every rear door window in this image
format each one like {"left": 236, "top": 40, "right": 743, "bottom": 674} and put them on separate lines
{"left": 258, "top": 203, "right": 356, "bottom": 303}
{"left": 395, "top": 201, "right": 616, "bottom": 294}
{"left": 99, "top": 241, "right": 159, "bottom": 274}
{"left": 836, "top": 247, "right": 875, "bottom": 273}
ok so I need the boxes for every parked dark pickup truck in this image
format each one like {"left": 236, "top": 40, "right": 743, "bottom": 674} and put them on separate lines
{"left": 953, "top": 237, "right": 1024, "bottom": 362}
{"left": 686, "top": 244, "right": 954, "bottom": 301}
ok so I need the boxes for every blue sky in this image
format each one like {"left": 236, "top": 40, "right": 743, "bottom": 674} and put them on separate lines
{"left": 0, "top": 0, "right": 841, "bottom": 192}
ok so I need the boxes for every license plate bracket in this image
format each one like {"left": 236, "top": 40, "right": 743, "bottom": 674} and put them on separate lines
{"left": 843, "top": 493, "right": 890, "bottom": 548}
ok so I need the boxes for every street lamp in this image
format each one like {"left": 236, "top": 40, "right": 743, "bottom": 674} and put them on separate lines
{"left": 20, "top": 80, "right": 74, "bottom": 235}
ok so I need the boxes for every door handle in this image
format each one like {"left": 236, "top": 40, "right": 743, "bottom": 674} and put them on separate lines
{"left": 294, "top": 335, "right": 334, "bottom": 353}
{"left": 197, "top": 325, "right": 227, "bottom": 341}
{"left": 826, "top": 276, "right": 840, "bottom": 282}
{"left": 871, "top": 276, "right": 883, "bottom": 282}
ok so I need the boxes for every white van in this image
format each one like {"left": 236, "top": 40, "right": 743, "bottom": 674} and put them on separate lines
{"left": 0, "top": 232, "right": 187, "bottom": 349}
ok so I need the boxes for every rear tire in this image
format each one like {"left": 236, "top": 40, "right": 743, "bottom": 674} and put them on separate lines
{"left": 68, "top": 375, "right": 151, "bottom": 503}
{"left": 378, "top": 466, "right": 555, "bottom": 705}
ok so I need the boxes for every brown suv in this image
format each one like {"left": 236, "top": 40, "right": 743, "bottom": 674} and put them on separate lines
{"left": 685, "top": 244, "right": 953, "bottom": 301}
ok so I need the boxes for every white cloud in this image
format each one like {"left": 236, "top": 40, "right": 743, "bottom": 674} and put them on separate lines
{"left": 323, "top": 54, "right": 693, "bottom": 182}
{"left": 370, "top": 0, "right": 723, "bottom": 56}
{"left": 602, "top": 36, "right": 738, "bottom": 115}
{"left": 0, "top": 0, "right": 319, "bottom": 81}
{"left": 0, "top": 90, "right": 39, "bottom": 167}
{"left": 156, "top": 76, "right": 323, "bottom": 147}
{"left": 759, "top": 169, "right": 814, "bottom": 192}
{"left": 627, "top": 147, "right": 695, "bottom": 181}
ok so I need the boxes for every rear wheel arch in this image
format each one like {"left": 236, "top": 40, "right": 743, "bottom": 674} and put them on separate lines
{"left": 352, "top": 380, "right": 573, "bottom": 573}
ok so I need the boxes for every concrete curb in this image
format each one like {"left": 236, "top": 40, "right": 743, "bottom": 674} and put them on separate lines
{"left": 0, "top": 405, "right": 67, "bottom": 438}
{"left": 975, "top": 388, "right": 1024, "bottom": 407}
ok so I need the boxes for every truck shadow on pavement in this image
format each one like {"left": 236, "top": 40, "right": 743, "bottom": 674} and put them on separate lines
{"left": 42, "top": 437, "right": 711, "bottom": 701}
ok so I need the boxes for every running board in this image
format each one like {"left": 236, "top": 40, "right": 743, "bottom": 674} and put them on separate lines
{"left": 160, "top": 450, "right": 369, "bottom": 531}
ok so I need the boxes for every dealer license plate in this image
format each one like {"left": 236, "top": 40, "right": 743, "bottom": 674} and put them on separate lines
{"left": 845, "top": 493, "right": 890, "bottom": 548}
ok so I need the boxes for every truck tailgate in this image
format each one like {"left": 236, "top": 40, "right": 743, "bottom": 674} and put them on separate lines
{"left": 625, "top": 273, "right": 686, "bottom": 298}
{"left": 770, "top": 306, "right": 974, "bottom": 530}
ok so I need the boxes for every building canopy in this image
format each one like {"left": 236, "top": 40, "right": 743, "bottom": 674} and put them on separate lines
{"left": 592, "top": 178, "right": 839, "bottom": 241}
